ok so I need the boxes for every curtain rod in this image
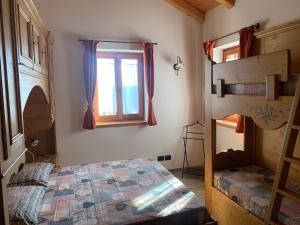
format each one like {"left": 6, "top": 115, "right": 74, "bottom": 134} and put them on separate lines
{"left": 78, "top": 39, "right": 158, "bottom": 45}
{"left": 212, "top": 23, "right": 260, "bottom": 42}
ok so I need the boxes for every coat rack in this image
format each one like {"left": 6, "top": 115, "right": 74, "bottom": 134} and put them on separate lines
{"left": 182, "top": 121, "right": 205, "bottom": 178}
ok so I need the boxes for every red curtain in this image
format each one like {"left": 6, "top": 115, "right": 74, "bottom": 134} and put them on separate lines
{"left": 82, "top": 40, "right": 99, "bottom": 130}
{"left": 203, "top": 41, "right": 216, "bottom": 61}
{"left": 235, "top": 27, "right": 256, "bottom": 133}
{"left": 143, "top": 43, "right": 157, "bottom": 126}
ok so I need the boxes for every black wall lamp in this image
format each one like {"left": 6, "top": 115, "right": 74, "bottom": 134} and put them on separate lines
{"left": 173, "top": 56, "right": 183, "bottom": 75}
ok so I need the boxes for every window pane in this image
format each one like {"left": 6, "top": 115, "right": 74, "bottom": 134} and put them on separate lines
{"left": 121, "top": 59, "right": 139, "bottom": 115}
{"left": 225, "top": 53, "right": 239, "bottom": 62}
{"left": 97, "top": 58, "right": 117, "bottom": 116}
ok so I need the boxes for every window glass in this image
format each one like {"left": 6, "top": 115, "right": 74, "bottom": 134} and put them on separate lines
{"left": 121, "top": 59, "right": 139, "bottom": 115}
{"left": 97, "top": 58, "right": 117, "bottom": 116}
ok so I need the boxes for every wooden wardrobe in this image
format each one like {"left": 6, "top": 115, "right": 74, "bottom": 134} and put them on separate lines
{"left": 0, "top": 0, "right": 55, "bottom": 224}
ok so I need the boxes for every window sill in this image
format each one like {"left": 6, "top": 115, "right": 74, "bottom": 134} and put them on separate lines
{"left": 96, "top": 120, "right": 147, "bottom": 128}
{"left": 216, "top": 119, "right": 237, "bottom": 129}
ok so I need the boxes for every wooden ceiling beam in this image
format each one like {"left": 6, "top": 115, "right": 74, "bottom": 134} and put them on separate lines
{"left": 215, "top": 0, "right": 235, "bottom": 9}
{"left": 165, "top": 0, "right": 205, "bottom": 22}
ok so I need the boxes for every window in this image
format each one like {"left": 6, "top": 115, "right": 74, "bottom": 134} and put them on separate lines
{"left": 94, "top": 52, "right": 145, "bottom": 124}
{"left": 223, "top": 45, "right": 240, "bottom": 62}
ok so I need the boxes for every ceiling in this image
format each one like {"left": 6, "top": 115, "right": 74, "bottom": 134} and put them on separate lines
{"left": 165, "top": 0, "right": 235, "bottom": 22}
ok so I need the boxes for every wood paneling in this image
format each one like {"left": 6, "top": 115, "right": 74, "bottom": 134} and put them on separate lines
{"left": 165, "top": 0, "right": 205, "bottom": 22}
{"left": 184, "top": 0, "right": 219, "bottom": 12}
{"left": 16, "top": 0, "right": 33, "bottom": 68}
{"left": 165, "top": 0, "right": 235, "bottom": 23}
{"left": 212, "top": 188, "right": 263, "bottom": 225}
{"left": 213, "top": 50, "right": 289, "bottom": 84}
{"left": 255, "top": 20, "right": 300, "bottom": 183}
{"left": 1, "top": 0, "right": 23, "bottom": 160}
{"left": 215, "top": 0, "right": 235, "bottom": 9}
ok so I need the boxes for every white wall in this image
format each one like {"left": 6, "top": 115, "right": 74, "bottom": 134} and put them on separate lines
{"left": 216, "top": 125, "right": 244, "bottom": 153}
{"left": 36, "top": 0, "right": 203, "bottom": 168}
{"left": 203, "top": 0, "right": 300, "bottom": 42}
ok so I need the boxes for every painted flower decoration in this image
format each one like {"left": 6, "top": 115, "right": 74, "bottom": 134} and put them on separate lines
{"left": 256, "top": 104, "right": 279, "bottom": 124}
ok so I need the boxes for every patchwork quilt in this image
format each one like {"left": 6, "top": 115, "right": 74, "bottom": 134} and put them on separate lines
{"left": 214, "top": 166, "right": 300, "bottom": 225}
{"left": 34, "top": 158, "right": 207, "bottom": 225}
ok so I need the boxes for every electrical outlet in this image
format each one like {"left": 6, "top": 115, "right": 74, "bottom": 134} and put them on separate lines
{"left": 165, "top": 155, "right": 171, "bottom": 161}
{"left": 157, "top": 156, "right": 165, "bottom": 161}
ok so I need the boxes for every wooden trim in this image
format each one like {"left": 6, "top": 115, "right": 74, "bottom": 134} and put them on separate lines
{"left": 212, "top": 187, "right": 263, "bottom": 225}
{"left": 255, "top": 19, "right": 300, "bottom": 39}
{"left": 164, "top": 0, "right": 205, "bottom": 22}
{"left": 204, "top": 58, "right": 213, "bottom": 213}
{"left": 22, "top": 0, "right": 48, "bottom": 35}
{"left": 215, "top": 0, "right": 235, "bottom": 9}
{"left": 0, "top": 148, "right": 26, "bottom": 178}
{"left": 96, "top": 120, "right": 147, "bottom": 128}
{"left": 223, "top": 45, "right": 240, "bottom": 63}
{"left": 0, "top": 0, "right": 9, "bottom": 160}
{"left": 216, "top": 119, "right": 237, "bottom": 129}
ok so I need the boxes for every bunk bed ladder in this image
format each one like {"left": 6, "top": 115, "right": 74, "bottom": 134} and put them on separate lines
{"left": 265, "top": 78, "right": 300, "bottom": 225}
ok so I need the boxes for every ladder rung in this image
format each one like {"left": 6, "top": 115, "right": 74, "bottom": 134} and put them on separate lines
{"left": 292, "top": 125, "right": 300, "bottom": 130}
{"left": 285, "top": 157, "right": 300, "bottom": 166}
{"left": 277, "top": 189, "right": 300, "bottom": 204}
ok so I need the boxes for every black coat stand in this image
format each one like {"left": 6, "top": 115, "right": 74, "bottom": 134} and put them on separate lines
{"left": 181, "top": 121, "right": 205, "bottom": 179}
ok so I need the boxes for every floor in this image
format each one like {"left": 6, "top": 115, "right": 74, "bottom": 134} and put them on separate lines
{"left": 172, "top": 170, "right": 205, "bottom": 202}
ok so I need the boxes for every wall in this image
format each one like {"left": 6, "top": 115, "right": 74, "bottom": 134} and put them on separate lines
{"left": 203, "top": 0, "right": 300, "bottom": 42}
{"left": 36, "top": 0, "right": 203, "bottom": 168}
{"left": 216, "top": 124, "right": 244, "bottom": 154}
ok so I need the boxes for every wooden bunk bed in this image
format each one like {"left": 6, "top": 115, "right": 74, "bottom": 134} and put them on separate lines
{"left": 0, "top": 1, "right": 216, "bottom": 225}
{"left": 204, "top": 20, "right": 300, "bottom": 225}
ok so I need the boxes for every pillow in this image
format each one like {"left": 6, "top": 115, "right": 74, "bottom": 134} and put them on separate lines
{"left": 8, "top": 186, "right": 45, "bottom": 224}
{"left": 8, "top": 162, "right": 54, "bottom": 187}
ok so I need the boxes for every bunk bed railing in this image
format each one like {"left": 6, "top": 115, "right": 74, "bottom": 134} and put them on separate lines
{"left": 211, "top": 50, "right": 297, "bottom": 130}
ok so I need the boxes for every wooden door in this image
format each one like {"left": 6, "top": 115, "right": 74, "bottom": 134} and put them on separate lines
{"left": 0, "top": 0, "right": 23, "bottom": 161}
{"left": 16, "top": 0, "right": 33, "bottom": 68}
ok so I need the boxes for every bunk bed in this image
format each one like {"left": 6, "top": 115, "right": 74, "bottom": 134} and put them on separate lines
{"left": 204, "top": 20, "right": 300, "bottom": 225}
{"left": 0, "top": 1, "right": 216, "bottom": 225}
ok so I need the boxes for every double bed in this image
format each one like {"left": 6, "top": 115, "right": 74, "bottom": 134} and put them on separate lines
{"left": 10, "top": 158, "right": 211, "bottom": 225}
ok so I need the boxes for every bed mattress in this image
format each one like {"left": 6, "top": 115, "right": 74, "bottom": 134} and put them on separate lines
{"left": 32, "top": 158, "right": 207, "bottom": 225}
{"left": 214, "top": 165, "right": 300, "bottom": 225}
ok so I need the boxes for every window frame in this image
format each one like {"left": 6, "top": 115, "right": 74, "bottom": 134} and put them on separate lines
{"left": 223, "top": 45, "right": 240, "bottom": 62}
{"left": 94, "top": 51, "right": 145, "bottom": 124}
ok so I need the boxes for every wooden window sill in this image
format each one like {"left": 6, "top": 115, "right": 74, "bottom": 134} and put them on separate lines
{"left": 96, "top": 120, "right": 147, "bottom": 128}
{"left": 216, "top": 119, "right": 237, "bottom": 129}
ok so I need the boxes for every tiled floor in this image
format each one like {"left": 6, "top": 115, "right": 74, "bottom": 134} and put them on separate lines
{"left": 172, "top": 170, "right": 205, "bottom": 202}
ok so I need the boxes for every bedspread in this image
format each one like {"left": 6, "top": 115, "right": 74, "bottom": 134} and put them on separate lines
{"left": 214, "top": 166, "right": 300, "bottom": 225}
{"left": 35, "top": 158, "right": 207, "bottom": 225}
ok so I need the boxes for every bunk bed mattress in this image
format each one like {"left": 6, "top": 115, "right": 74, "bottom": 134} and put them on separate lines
{"left": 33, "top": 158, "right": 207, "bottom": 225}
{"left": 214, "top": 166, "right": 300, "bottom": 225}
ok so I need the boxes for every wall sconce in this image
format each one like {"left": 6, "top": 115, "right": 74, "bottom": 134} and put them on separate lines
{"left": 25, "top": 137, "right": 40, "bottom": 148}
{"left": 173, "top": 56, "right": 183, "bottom": 75}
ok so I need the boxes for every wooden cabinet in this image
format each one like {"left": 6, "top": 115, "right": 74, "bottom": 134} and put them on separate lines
{"left": 0, "top": 0, "right": 54, "bottom": 224}
{"left": 0, "top": 0, "right": 24, "bottom": 162}
{"left": 16, "top": 0, "right": 33, "bottom": 68}
{"left": 15, "top": 0, "right": 48, "bottom": 75}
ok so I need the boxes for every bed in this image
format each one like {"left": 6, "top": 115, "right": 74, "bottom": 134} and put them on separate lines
{"left": 11, "top": 158, "right": 210, "bottom": 225}
{"left": 214, "top": 166, "right": 300, "bottom": 225}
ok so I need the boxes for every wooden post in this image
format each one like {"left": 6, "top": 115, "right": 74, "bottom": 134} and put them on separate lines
{"left": 204, "top": 58, "right": 213, "bottom": 212}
